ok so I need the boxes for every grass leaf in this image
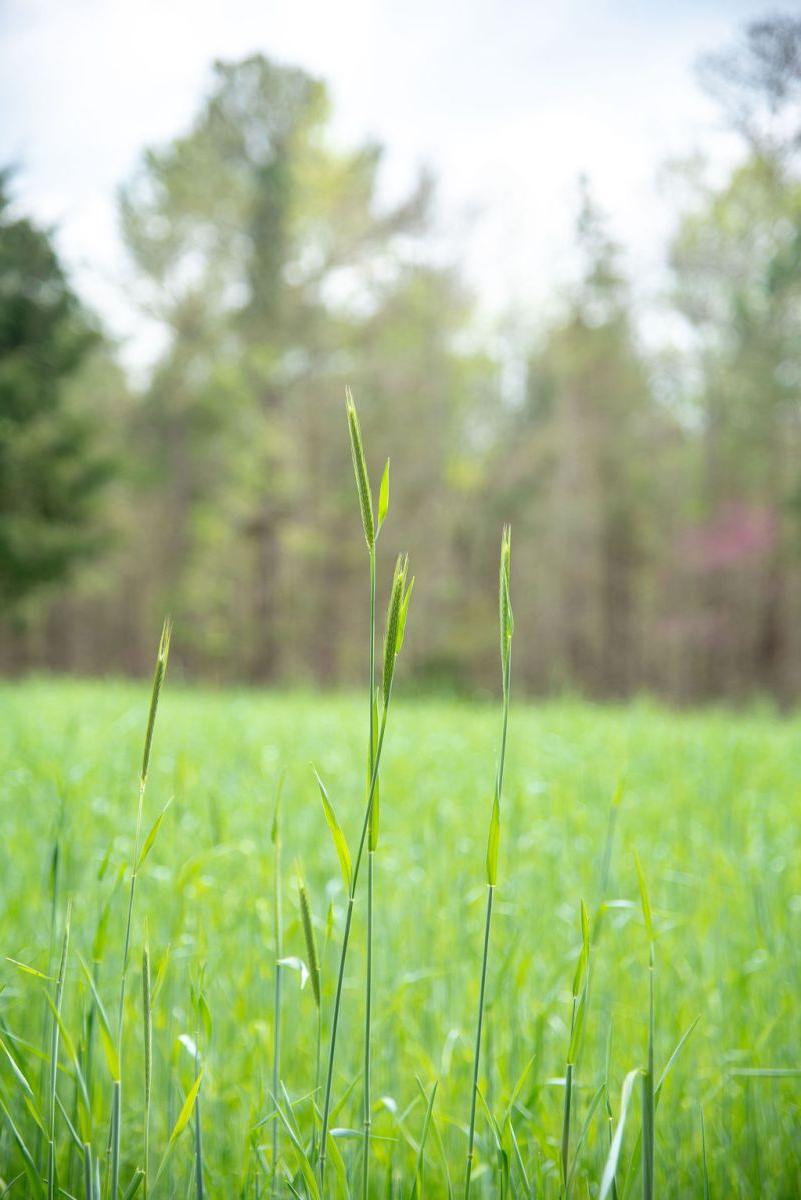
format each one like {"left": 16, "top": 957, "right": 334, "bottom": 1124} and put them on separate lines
{"left": 486, "top": 793, "right": 500, "bottom": 887}
{"left": 313, "top": 769, "right": 352, "bottom": 892}
{"left": 377, "top": 457, "right": 390, "bottom": 534}
{"left": 599, "top": 1068, "right": 641, "bottom": 1200}
{"left": 136, "top": 798, "right": 172, "bottom": 869}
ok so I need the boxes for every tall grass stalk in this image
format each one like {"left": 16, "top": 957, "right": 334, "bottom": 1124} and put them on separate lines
{"left": 362, "top": 530, "right": 377, "bottom": 1200}
{"left": 47, "top": 902, "right": 71, "bottom": 1200}
{"left": 318, "top": 544, "right": 412, "bottom": 1197}
{"left": 635, "top": 853, "right": 655, "bottom": 1200}
{"left": 270, "top": 777, "right": 284, "bottom": 1196}
{"left": 297, "top": 870, "right": 322, "bottom": 1156}
{"left": 346, "top": 388, "right": 390, "bottom": 1200}
{"left": 142, "top": 936, "right": 152, "bottom": 1199}
{"left": 193, "top": 1038, "right": 204, "bottom": 1200}
{"left": 363, "top": 848, "right": 374, "bottom": 1200}
{"left": 109, "top": 1078, "right": 121, "bottom": 1199}
{"left": 561, "top": 901, "right": 590, "bottom": 1197}
{"left": 37, "top": 810, "right": 64, "bottom": 1168}
{"left": 344, "top": 387, "right": 390, "bottom": 1200}
{"left": 114, "top": 617, "right": 171, "bottom": 1200}
{"left": 464, "top": 526, "right": 513, "bottom": 1200}
{"left": 82, "top": 1141, "right": 92, "bottom": 1200}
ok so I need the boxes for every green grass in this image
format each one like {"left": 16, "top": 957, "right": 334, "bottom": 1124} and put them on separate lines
{"left": 1, "top": 679, "right": 800, "bottom": 1196}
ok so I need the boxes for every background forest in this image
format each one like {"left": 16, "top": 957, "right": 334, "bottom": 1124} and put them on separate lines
{"left": 4, "top": 13, "right": 801, "bottom": 702}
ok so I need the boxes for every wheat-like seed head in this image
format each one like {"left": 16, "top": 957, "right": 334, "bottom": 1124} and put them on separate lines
{"left": 141, "top": 615, "right": 172, "bottom": 785}
{"left": 345, "top": 387, "right": 375, "bottom": 550}
{"left": 382, "top": 554, "right": 409, "bottom": 705}
{"left": 499, "top": 526, "right": 513, "bottom": 678}
{"left": 297, "top": 874, "right": 321, "bottom": 1009}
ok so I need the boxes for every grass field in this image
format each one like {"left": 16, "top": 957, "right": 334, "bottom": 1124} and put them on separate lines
{"left": 0, "top": 676, "right": 799, "bottom": 1196}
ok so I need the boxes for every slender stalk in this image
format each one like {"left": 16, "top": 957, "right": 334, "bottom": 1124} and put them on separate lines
{"left": 562, "top": 902, "right": 590, "bottom": 1197}
{"left": 143, "top": 940, "right": 152, "bottom": 1200}
{"left": 636, "top": 853, "right": 655, "bottom": 1200}
{"left": 117, "top": 778, "right": 146, "bottom": 1051}
{"left": 321, "top": 405, "right": 404, "bottom": 1197}
{"left": 194, "top": 1041, "right": 205, "bottom": 1200}
{"left": 464, "top": 884, "right": 494, "bottom": 1200}
{"left": 642, "top": 945, "right": 655, "bottom": 1200}
{"left": 561, "top": 1061, "right": 574, "bottom": 1193}
{"left": 115, "top": 619, "right": 170, "bottom": 1199}
{"left": 298, "top": 869, "right": 323, "bottom": 1164}
{"left": 109, "top": 779, "right": 142, "bottom": 1200}
{"left": 37, "top": 830, "right": 62, "bottom": 1168}
{"left": 48, "top": 903, "right": 71, "bottom": 1200}
{"left": 464, "top": 528, "right": 513, "bottom": 1200}
{"left": 110, "top": 1079, "right": 121, "bottom": 1200}
{"left": 319, "top": 704, "right": 390, "bottom": 1195}
{"left": 271, "top": 791, "right": 283, "bottom": 1197}
{"left": 82, "top": 1143, "right": 92, "bottom": 1200}
{"left": 361, "top": 546, "right": 377, "bottom": 1200}
{"left": 362, "top": 850, "right": 374, "bottom": 1200}
{"left": 314, "top": 1002, "right": 322, "bottom": 1145}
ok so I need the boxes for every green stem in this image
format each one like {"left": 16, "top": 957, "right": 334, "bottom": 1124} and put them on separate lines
{"left": 561, "top": 1060, "right": 574, "bottom": 1194}
{"left": 195, "top": 1042, "right": 205, "bottom": 1200}
{"left": 143, "top": 944, "right": 152, "bottom": 1200}
{"left": 311, "top": 1001, "right": 323, "bottom": 1162}
{"left": 118, "top": 779, "right": 146, "bottom": 1049}
{"left": 465, "top": 635, "right": 511, "bottom": 1200}
{"left": 111, "top": 777, "right": 145, "bottom": 1200}
{"left": 83, "top": 1143, "right": 92, "bottom": 1200}
{"left": 361, "top": 549, "right": 377, "bottom": 1200}
{"left": 362, "top": 852, "right": 374, "bottom": 1200}
{"left": 642, "top": 948, "right": 655, "bottom": 1200}
{"left": 272, "top": 822, "right": 283, "bottom": 1196}
{"left": 319, "top": 702, "right": 390, "bottom": 1196}
{"left": 464, "top": 884, "right": 494, "bottom": 1200}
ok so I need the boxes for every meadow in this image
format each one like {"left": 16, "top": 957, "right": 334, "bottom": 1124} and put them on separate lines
{"left": 0, "top": 675, "right": 799, "bottom": 1196}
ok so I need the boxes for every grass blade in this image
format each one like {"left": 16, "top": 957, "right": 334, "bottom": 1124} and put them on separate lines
{"left": 142, "top": 940, "right": 152, "bottom": 1200}
{"left": 313, "top": 770, "right": 352, "bottom": 893}
{"left": 153, "top": 1072, "right": 204, "bottom": 1186}
{"left": 599, "top": 1069, "right": 641, "bottom": 1200}
{"left": 409, "top": 1079, "right": 438, "bottom": 1200}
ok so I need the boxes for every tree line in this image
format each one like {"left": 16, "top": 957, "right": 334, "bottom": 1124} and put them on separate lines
{"left": 3, "top": 16, "right": 801, "bottom": 702}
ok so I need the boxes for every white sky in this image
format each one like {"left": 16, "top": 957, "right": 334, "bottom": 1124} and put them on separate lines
{"left": 0, "top": 0, "right": 773, "bottom": 369}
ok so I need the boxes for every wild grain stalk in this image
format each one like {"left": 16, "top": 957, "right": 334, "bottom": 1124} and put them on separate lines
{"left": 464, "top": 526, "right": 513, "bottom": 1200}
{"left": 317, "top": 390, "right": 411, "bottom": 1197}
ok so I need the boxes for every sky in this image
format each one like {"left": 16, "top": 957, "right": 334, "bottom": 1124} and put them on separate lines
{"left": 0, "top": 0, "right": 774, "bottom": 369}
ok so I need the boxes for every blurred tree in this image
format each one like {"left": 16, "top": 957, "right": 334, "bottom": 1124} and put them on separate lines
{"left": 119, "top": 56, "right": 493, "bottom": 683}
{"left": 0, "top": 173, "right": 111, "bottom": 609}
{"left": 699, "top": 14, "right": 801, "bottom": 159}
{"left": 666, "top": 15, "right": 801, "bottom": 698}
{"left": 502, "top": 185, "right": 663, "bottom": 695}
{"left": 10, "top": 22, "right": 801, "bottom": 704}
{"left": 670, "top": 155, "right": 801, "bottom": 697}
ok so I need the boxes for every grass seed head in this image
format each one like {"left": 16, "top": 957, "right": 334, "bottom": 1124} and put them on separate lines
{"left": 141, "top": 616, "right": 172, "bottom": 785}
{"left": 346, "top": 387, "right": 375, "bottom": 551}
{"left": 499, "top": 526, "right": 513, "bottom": 676}
{"left": 382, "top": 553, "right": 409, "bottom": 705}
{"left": 296, "top": 871, "right": 321, "bottom": 1010}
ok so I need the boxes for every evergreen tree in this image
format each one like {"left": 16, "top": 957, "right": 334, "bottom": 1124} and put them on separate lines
{"left": 0, "top": 173, "right": 110, "bottom": 606}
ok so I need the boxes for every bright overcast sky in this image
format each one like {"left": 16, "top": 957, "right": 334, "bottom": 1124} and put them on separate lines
{"left": 1, "top": 0, "right": 772, "bottom": 368}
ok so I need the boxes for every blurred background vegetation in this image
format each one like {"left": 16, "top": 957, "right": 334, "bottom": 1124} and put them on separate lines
{"left": 3, "top": 14, "right": 801, "bottom": 702}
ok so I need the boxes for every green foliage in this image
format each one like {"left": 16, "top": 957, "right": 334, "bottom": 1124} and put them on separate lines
{"left": 108, "top": 55, "right": 485, "bottom": 685}
{"left": 0, "top": 173, "right": 111, "bottom": 605}
{"left": 1, "top": 683, "right": 799, "bottom": 1194}
{"left": 6, "top": 27, "right": 801, "bottom": 704}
